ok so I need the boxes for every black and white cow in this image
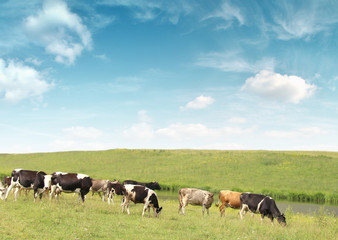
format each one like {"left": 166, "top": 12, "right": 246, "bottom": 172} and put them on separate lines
{"left": 50, "top": 172, "right": 92, "bottom": 204}
{"left": 122, "top": 184, "right": 162, "bottom": 217}
{"left": 33, "top": 171, "right": 52, "bottom": 202}
{"left": 4, "top": 169, "right": 46, "bottom": 201}
{"left": 107, "top": 180, "right": 125, "bottom": 204}
{"left": 123, "top": 180, "right": 161, "bottom": 190}
{"left": 240, "top": 193, "right": 286, "bottom": 226}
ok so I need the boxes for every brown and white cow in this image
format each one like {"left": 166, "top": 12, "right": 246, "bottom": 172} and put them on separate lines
{"left": 215, "top": 190, "right": 242, "bottom": 217}
{"left": 178, "top": 188, "right": 214, "bottom": 215}
{"left": 50, "top": 172, "right": 92, "bottom": 204}
{"left": 90, "top": 179, "right": 109, "bottom": 201}
{"left": 122, "top": 184, "right": 162, "bottom": 217}
{"left": 107, "top": 180, "right": 125, "bottom": 204}
{"left": 4, "top": 169, "right": 47, "bottom": 201}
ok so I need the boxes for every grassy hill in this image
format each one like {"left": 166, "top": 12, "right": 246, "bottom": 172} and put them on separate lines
{"left": 0, "top": 149, "right": 337, "bottom": 203}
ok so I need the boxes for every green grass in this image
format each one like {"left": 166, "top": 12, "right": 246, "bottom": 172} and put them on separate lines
{"left": 0, "top": 194, "right": 336, "bottom": 240}
{"left": 0, "top": 149, "right": 337, "bottom": 203}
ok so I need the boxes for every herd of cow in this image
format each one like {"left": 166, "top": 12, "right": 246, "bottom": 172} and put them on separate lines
{"left": 0, "top": 169, "right": 286, "bottom": 226}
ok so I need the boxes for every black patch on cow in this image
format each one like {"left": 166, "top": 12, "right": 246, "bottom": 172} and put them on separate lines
{"left": 148, "top": 193, "right": 160, "bottom": 209}
{"left": 12, "top": 170, "right": 42, "bottom": 188}
{"left": 131, "top": 186, "right": 148, "bottom": 204}
{"left": 123, "top": 180, "right": 161, "bottom": 190}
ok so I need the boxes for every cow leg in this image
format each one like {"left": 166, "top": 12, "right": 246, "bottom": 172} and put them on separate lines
{"left": 98, "top": 192, "right": 102, "bottom": 200}
{"left": 220, "top": 203, "right": 226, "bottom": 217}
{"left": 14, "top": 187, "right": 20, "bottom": 201}
{"left": 91, "top": 191, "right": 94, "bottom": 198}
{"left": 4, "top": 182, "right": 16, "bottom": 200}
{"left": 206, "top": 207, "right": 210, "bottom": 215}
{"left": 102, "top": 192, "right": 106, "bottom": 202}
{"left": 50, "top": 185, "right": 56, "bottom": 200}
{"left": 239, "top": 204, "right": 248, "bottom": 219}
{"left": 202, "top": 205, "right": 206, "bottom": 215}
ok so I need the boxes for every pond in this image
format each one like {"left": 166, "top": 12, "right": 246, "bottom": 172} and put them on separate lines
{"left": 157, "top": 191, "right": 337, "bottom": 216}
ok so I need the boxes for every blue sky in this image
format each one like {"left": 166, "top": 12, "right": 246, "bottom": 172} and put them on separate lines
{"left": 1, "top": 0, "right": 338, "bottom": 153}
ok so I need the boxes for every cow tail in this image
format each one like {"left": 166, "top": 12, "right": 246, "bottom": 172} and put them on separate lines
{"left": 178, "top": 189, "right": 183, "bottom": 207}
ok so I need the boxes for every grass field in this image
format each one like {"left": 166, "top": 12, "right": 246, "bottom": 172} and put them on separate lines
{"left": 0, "top": 149, "right": 337, "bottom": 203}
{"left": 0, "top": 194, "right": 336, "bottom": 240}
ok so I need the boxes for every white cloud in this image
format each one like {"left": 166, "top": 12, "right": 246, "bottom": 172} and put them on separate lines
{"left": 123, "top": 122, "right": 155, "bottom": 140}
{"left": 138, "top": 110, "right": 152, "bottom": 123}
{"left": 180, "top": 95, "right": 215, "bottom": 110}
{"left": 196, "top": 52, "right": 275, "bottom": 73}
{"left": 228, "top": 117, "right": 247, "bottom": 124}
{"left": 264, "top": 127, "right": 327, "bottom": 138}
{"left": 63, "top": 126, "right": 102, "bottom": 140}
{"left": 156, "top": 123, "right": 256, "bottom": 139}
{"left": 0, "top": 58, "right": 52, "bottom": 103}
{"left": 242, "top": 70, "right": 316, "bottom": 103}
{"left": 157, "top": 123, "right": 219, "bottom": 139}
{"left": 271, "top": 1, "right": 338, "bottom": 40}
{"left": 203, "top": 1, "right": 244, "bottom": 30}
{"left": 24, "top": 0, "right": 92, "bottom": 64}
{"left": 99, "top": 0, "right": 192, "bottom": 24}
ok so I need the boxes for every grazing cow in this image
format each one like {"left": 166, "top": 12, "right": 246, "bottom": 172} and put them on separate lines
{"left": 90, "top": 179, "right": 109, "bottom": 201}
{"left": 107, "top": 180, "right": 125, "bottom": 204}
{"left": 33, "top": 172, "right": 52, "bottom": 202}
{"left": 50, "top": 172, "right": 92, "bottom": 204}
{"left": 215, "top": 190, "right": 242, "bottom": 217}
{"left": 123, "top": 180, "right": 161, "bottom": 190}
{"left": 4, "top": 169, "right": 45, "bottom": 201}
{"left": 240, "top": 193, "right": 286, "bottom": 226}
{"left": 122, "top": 184, "right": 162, "bottom": 217}
{"left": 178, "top": 188, "right": 214, "bottom": 215}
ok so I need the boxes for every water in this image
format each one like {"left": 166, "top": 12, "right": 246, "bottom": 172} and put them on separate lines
{"left": 158, "top": 191, "right": 337, "bottom": 216}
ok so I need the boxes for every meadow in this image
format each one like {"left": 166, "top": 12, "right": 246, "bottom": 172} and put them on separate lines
{"left": 0, "top": 149, "right": 337, "bottom": 239}
{"left": 0, "top": 194, "right": 336, "bottom": 240}
{"left": 0, "top": 149, "right": 337, "bottom": 203}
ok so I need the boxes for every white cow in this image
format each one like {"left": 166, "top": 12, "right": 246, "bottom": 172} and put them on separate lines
{"left": 178, "top": 188, "right": 214, "bottom": 215}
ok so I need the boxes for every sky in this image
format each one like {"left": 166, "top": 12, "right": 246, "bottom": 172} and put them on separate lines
{"left": 0, "top": 0, "right": 338, "bottom": 153}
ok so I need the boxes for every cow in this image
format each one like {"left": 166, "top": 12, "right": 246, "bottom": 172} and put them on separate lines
{"left": 50, "top": 172, "right": 92, "bottom": 204}
{"left": 123, "top": 180, "right": 161, "bottom": 190}
{"left": 107, "top": 180, "right": 125, "bottom": 204}
{"left": 122, "top": 184, "right": 162, "bottom": 217}
{"left": 33, "top": 172, "right": 52, "bottom": 202}
{"left": 215, "top": 190, "right": 242, "bottom": 217}
{"left": 90, "top": 179, "right": 109, "bottom": 201}
{"left": 178, "top": 188, "right": 214, "bottom": 215}
{"left": 4, "top": 169, "right": 46, "bottom": 201}
{"left": 240, "top": 193, "right": 286, "bottom": 226}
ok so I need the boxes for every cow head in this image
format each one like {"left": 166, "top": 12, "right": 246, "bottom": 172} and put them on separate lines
{"left": 151, "top": 182, "right": 161, "bottom": 190}
{"left": 43, "top": 175, "right": 52, "bottom": 190}
{"left": 156, "top": 206, "right": 163, "bottom": 216}
{"left": 111, "top": 181, "right": 125, "bottom": 195}
{"left": 277, "top": 213, "right": 286, "bottom": 226}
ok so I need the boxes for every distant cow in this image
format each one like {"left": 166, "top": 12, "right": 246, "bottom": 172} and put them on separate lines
{"left": 33, "top": 172, "right": 52, "bottom": 202}
{"left": 215, "top": 190, "right": 242, "bottom": 217}
{"left": 107, "top": 180, "right": 125, "bottom": 204}
{"left": 240, "top": 193, "right": 286, "bottom": 226}
{"left": 4, "top": 169, "right": 46, "bottom": 201}
{"left": 50, "top": 172, "right": 92, "bottom": 204}
{"left": 178, "top": 188, "right": 214, "bottom": 215}
{"left": 123, "top": 180, "right": 161, "bottom": 190}
{"left": 90, "top": 179, "right": 109, "bottom": 201}
{"left": 122, "top": 184, "right": 162, "bottom": 217}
